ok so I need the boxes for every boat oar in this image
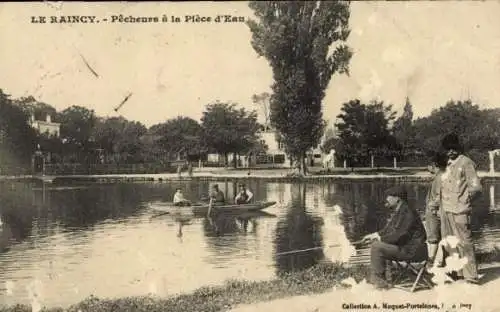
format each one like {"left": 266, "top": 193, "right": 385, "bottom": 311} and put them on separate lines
{"left": 150, "top": 211, "right": 171, "bottom": 219}
{"left": 207, "top": 197, "right": 213, "bottom": 218}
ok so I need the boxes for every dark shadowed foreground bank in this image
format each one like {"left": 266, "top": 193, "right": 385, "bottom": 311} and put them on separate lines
{"left": 0, "top": 262, "right": 368, "bottom": 312}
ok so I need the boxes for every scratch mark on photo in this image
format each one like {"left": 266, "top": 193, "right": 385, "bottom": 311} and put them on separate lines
{"left": 77, "top": 52, "right": 100, "bottom": 78}
{"left": 44, "top": 1, "right": 63, "bottom": 11}
{"left": 114, "top": 92, "right": 133, "bottom": 112}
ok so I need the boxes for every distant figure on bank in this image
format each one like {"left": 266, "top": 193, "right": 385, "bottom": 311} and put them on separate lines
{"left": 440, "top": 133, "right": 482, "bottom": 284}
{"left": 425, "top": 152, "right": 448, "bottom": 268}
{"left": 173, "top": 188, "right": 191, "bottom": 206}
{"left": 235, "top": 183, "right": 254, "bottom": 204}
{"left": 361, "top": 185, "right": 428, "bottom": 289}
{"left": 210, "top": 184, "right": 226, "bottom": 205}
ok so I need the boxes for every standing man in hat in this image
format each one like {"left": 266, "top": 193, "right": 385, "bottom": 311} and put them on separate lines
{"left": 440, "top": 133, "right": 482, "bottom": 284}
{"left": 361, "top": 185, "right": 428, "bottom": 289}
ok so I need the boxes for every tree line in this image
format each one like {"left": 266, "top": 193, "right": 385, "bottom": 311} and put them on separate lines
{"left": 322, "top": 98, "right": 500, "bottom": 169}
{"left": 246, "top": 2, "right": 499, "bottom": 173}
{"left": 2, "top": 89, "right": 498, "bottom": 173}
{"left": 3, "top": 2, "right": 498, "bottom": 175}
{"left": 0, "top": 89, "right": 265, "bottom": 171}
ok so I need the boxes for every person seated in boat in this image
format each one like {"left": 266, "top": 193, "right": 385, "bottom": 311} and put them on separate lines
{"left": 235, "top": 183, "right": 253, "bottom": 204}
{"left": 210, "top": 184, "right": 226, "bottom": 205}
{"left": 361, "top": 185, "right": 428, "bottom": 289}
{"left": 173, "top": 188, "right": 191, "bottom": 206}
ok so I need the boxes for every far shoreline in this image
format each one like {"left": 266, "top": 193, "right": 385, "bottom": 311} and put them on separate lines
{"left": 2, "top": 167, "right": 500, "bottom": 184}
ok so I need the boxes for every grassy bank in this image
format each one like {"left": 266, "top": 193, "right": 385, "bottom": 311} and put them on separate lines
{"left": 0, "top": 262, "right": 369, "bottom": 312}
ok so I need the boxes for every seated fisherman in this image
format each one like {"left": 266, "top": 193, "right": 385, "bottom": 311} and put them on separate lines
{"left": 234, "top": 183, "right": 253, "bottom": 204}
{"left": 361, "top": 185, "right": 428, "bottom": 289}
{"left": 210, "top": 184, "right": 226, "bottom": 205}
{"left": 173, "top": 188, "right": 191, "bottom": 206}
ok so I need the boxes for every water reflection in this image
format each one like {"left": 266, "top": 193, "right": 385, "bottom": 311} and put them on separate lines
{"left": 202, "top": 210, "right": 274, "bottom": 265}
{"left": 274, "top": 183, "right": 325, "bottom": 276}
{"left": 491, "top": 184, "right": 496, "bottom": 210}
{"left": 0, "top": 182, "right": 36, "bottom": 252}
{"left": 322, "top": 182, "right": 386, "bottom": 243}
{"left": 204, "top": 212, "right": 264, "bottom": 237}
{"left": 0, "top": 179, "right": 499, "bottom": 307}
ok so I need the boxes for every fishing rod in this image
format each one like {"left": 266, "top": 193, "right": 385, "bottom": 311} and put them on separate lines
{"left": 275, "top": 240, "right": 366, "bottom": 257}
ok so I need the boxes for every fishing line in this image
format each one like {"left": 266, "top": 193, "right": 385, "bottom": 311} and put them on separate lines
{"left": 275, "top": 240, "right": 366, "bottom": 257}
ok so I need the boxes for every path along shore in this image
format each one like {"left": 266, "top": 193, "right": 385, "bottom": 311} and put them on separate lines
{"left": 2, "top": 168, "right": 500, "bottom": 183}
{"left": 230, "top": 266, "right": 500, "bottom": 312}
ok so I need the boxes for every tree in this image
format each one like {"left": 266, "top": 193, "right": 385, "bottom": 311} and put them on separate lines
{"left": 201, "top": 102, "right": 260, "bottom": 168}
{"left": 37, "top": 132, "right": 63, "bottom": 163}
{"left": 247, "top": 1, "right": 353, "bottom": 175}
{"left": 336, "top": 99, "right": 397, "bottom": 167}
{"left": 116, "top": 120, "right": 147, "bottom": 163}
{"left": 12, "top": 96, "right": 64, "bottom": 164}
{"left": 274, "top": 183, "right": 324, "bottom": 275}
{"left": 323, "top": 125, "right": 336, "bottom": 142}
{"left": 0, "top": 89, "right": 38, "bottom": 170}
{"left": 149, "top": 116, "right": 205, "bottom": 163}
{"left": 93, "top": 117, "right": 147, "bottom": 163}
{"left": 321, "top": 123, "right": 337, "bottom": 153}
{"left": 58, "top": 106, "right": 97, "bottom": 162}
{"left": 393, "top": 97, "right": 416, "bottom": 155}
{"left": 251, "top": 92, "right": 271, "bottom": 129}
{"left": 413, "top": 99, "right": 500, "bottom": 155}
{"left": 321, "top": 136, "right": 339, "bottom": 154}
{"left": 14, "top": 96, "right": 57, "bottom": 122}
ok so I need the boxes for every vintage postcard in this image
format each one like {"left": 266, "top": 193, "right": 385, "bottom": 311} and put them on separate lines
{"left": 0, "top": 1, "right": 499, "bottom": 312}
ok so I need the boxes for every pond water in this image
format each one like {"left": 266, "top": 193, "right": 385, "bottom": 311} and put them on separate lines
{"left": 0, "top": 179, "right": 499, "bottom": 307}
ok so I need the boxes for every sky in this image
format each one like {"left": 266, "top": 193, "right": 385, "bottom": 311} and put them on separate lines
{"left": 1, "top": 1, "right": 500, "bottom": 127}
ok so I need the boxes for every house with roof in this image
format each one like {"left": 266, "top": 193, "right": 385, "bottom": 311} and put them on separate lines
{"left": 30, "top": 113, "right": 60, "bottom": 137}
{"left": 205, "top": 124, "right": 329, "bottom": 168}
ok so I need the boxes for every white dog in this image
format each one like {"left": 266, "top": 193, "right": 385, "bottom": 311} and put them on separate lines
{"left": 429, "top": 235, "right": 469, "bottom": 285}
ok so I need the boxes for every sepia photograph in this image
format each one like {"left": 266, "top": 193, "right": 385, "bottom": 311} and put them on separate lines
{"left": 0, "top": 1, "right": 500, "bottom": 311}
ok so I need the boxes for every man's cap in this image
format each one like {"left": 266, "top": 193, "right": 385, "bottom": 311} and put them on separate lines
{"left": 238, "top": 183, "right": 245, "bottom": 187}
{"left": 441, "top": 133, "right": 462, "bottom": 151}
{"left": 384, "top": 185, "right": 408, "bottom": 201}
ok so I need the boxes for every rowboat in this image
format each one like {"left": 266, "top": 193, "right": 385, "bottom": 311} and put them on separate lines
{"left": 148, "top": 200, "right": 276, "bottom": 216}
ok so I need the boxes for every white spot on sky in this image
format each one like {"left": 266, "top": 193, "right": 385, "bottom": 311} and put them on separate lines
{"left": 149, "top": 283, "right": 158, "bottom": 295}
{"left": 368, "top": 13, "right": 378, "bottom": 25}
{"left": 358, "top": 70, "right": 383, "bottom": 101}
{"left": 382, "top": 46, "right": 404, "bottom": 63}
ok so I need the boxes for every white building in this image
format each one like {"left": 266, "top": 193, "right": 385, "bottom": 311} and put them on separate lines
{"left": 260, "top": 127, "right": 324, "bottom": 167}
{"left": 205, "top": 120, "right": 334, "bottom": 168}
{"left": 30, "top": 114, "right": 60, "bottom": 137}
{"left": 260, "top": 129, "right": 289, "bottom": 166}
{"left": 205, "top": 128, "right": 290, "bottom": 167}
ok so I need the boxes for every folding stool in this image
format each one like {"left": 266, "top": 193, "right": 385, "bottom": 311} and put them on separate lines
{"left": 389, "top": 259, "right": 434, "bottom": 292}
